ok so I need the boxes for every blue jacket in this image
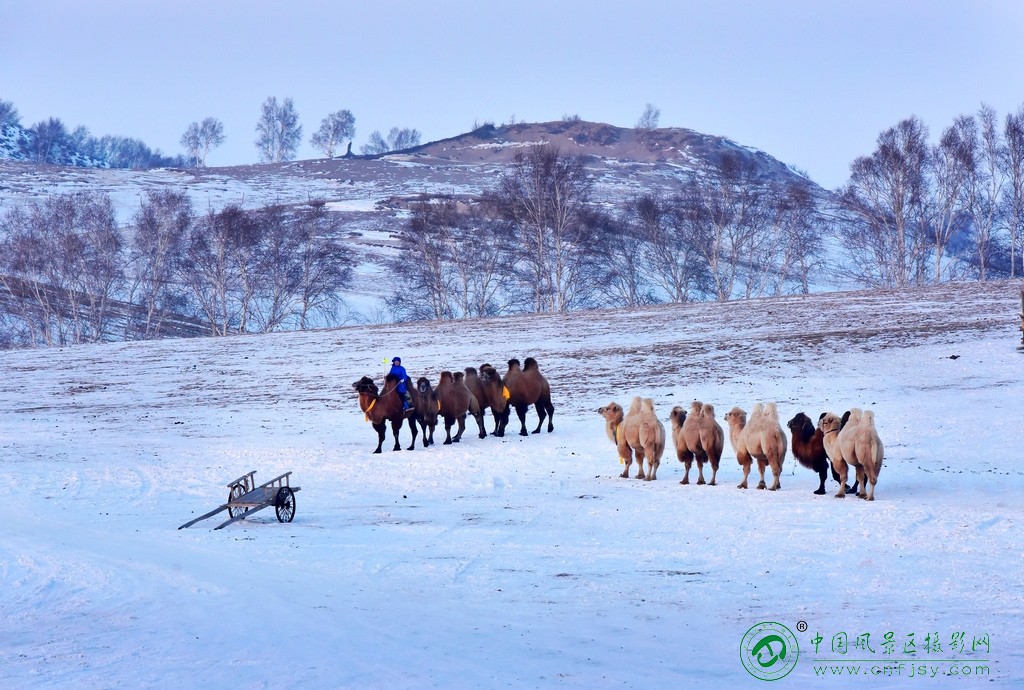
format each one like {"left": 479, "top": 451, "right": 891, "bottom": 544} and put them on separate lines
{"left": 389, "top": 363, "right": 409, "bottom": 394}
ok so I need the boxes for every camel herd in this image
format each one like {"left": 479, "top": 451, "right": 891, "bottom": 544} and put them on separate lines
{"left": 352, "top": 357, "right": 554, "bottom": 454}
{"left": 352, "top": 357, "right": 884, "bottom": 500}
{"left": 598, "top": 398, "right": 885, "bottom": 501}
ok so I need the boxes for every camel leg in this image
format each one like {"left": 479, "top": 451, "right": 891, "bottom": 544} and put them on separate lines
{"left": 491, "top": 409, "right": 507, "bottom": 437}
{"left": 474, "top": 412, "right": 486, "bottom": 439}
{"left": 443, "top": 417, "right": 454, "bottom": 445}
{"left": 514, "top": 404, "right": 529, "bottom": 436}
{"left": 531, "top": 404, "right": 545, "bottom": 434}
{"left": 865, "top": 466, "right": 877, "bottom": 501}
{"left": 834, "top": 460, "right": 848, "bottom": 498}
{"left": 815, "top": 467, "right": 827, "bottom": 495}
{"left": 680, "top": 454, "right": 693, "bottom": 485}
{"left": 696, "top": 454, "right": 708, "bottom": 485}
{"left": 709, "top": 458, "right": 719, "bottom": 486}
{"left": 619, "top": 448, "right": 633, "bottom": 479}
{"left": 856, "top": 466, "right": 868, "bottom": 499}
{"left": 769, "top": 459, "right": 781, "bottom": 491}
{"left": 738, "top": 461, "right": 750, "bottom": 489}
{"left": 756, "top": 459, "right": 768, "bottom": 490}
{"left": 634, "top": 449, "right": 646, "bottom": 480}
{"left": 542, "top": 399, "right": 554, "bottom": 433}
{"left": 372, "top": 421, "right": 386, "bottom": 454}
{"left": 453, "top": 415, "right": 466, "bottom": 443}
{"left": 646, "top": 450, "right": 659, "bottom": 481}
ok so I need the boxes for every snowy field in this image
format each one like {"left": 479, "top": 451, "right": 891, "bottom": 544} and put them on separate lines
{"left": 0, "top": 280, "right": 1022, "bottom": 688}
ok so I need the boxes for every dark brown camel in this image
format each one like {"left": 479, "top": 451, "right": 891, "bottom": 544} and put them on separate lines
{"left": 352, "top": 373, "right": 418, "bottom": 453}
{"left": 455, "top": 371, "right": 488, "bottom": 439}
{"left": 414, "top": 376, "right": 439, "bottom": 447}
{"left": 434, "top": 370, "right": 482, "bottom": 444}
{"left": 503, "top": 357, "right": 554, "bottom": 437}
{"left": 476, "top": 363, "right": 510, "bottom": 437}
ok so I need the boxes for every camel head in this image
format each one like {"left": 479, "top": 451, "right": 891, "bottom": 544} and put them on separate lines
{"left": 818, "top": 412, "right": 843, "bottom": 435}
{"left": 724, "top": 406, "right": 747, "bottom": 430}
{"left": 479, "top": 364, "right": 501, "bottom": 384}
{"left": 787, "top": 412, "right": 814, "bottom": 440}
{"left": 352, "top": 376, "right": 378, "bottom": 395}
{"left": 669, "top": 405, "right": 687, "bottom": 430}
{"left": 597, "top": 402, "right": 624, "bottom": 426}
{"left": 416, "top": 377, "right": 433, "bottom": 395}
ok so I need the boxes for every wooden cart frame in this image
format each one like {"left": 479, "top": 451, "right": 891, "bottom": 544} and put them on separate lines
{"left": 178, "top": 470, "right": 300, "bottom": 530}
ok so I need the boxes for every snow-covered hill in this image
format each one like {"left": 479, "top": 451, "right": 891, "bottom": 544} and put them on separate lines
{"left": 0, "top": 279, "right": 1021, "bottom": 687}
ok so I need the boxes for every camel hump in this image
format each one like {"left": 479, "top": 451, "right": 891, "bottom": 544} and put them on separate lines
{"left": 465, "top": 366, "right": 478, "bottom": 376}
{"left": 507, "top": 358, "right": 521, "bottom": 369}
{"left": 524, "top": 357, "right": 539, "bottom": 370}
{"left": 454, "top": 371, "right": 465, "bottom": 383}
{"left": 384, "top": 373, "right": 400, "bottom": 385}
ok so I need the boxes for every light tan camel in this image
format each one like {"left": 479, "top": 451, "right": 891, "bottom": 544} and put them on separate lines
{"left": 725, "top": 403, "right": 787, "bottom": 490}
{"left": 597, "top": 397, "right": 665, "bottom": 480}
{"left": 836, "top": 408, "right": 884, "bottom": 501}
{"left": 670, "top": 401, "right": 725, "bottom": 486}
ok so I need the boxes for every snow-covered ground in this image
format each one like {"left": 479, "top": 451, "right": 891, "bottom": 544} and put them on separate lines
{"left": 1, "top": 279, "right": 1022, "bottom": 688}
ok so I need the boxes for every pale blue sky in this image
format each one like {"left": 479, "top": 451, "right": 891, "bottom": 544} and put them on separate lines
{"left": 2, "top": 0, "right": 1023, "bottom": 189}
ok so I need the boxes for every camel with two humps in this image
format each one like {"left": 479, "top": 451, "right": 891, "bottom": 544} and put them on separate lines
{"left": 787, "top": 411, "right": 858, "bottom": 495}
{"left": 823, "top": 408, "right": 884, "bottom": 500}
{"left": 465, "top": 364, "right": 510, "bottom": 436}
{"left": 353, "top": 373, "right": 419, "bottom": 453}
{"left": 597, "top": 397, "right": 665, "bottom": 480}
{"left": 724, "top": 402, "right": 787, "bottom": 490}
{"left": 503, "top": 357, "right": 554, "bottom": 436}
{"left": 434, "top": 370, "right": 486, "bottom": 444}
{"left": 414, "top": 376, "right": 439, "bottom": 447}
{"left": 670, "top": 401, "right": 725, "bottom": 485}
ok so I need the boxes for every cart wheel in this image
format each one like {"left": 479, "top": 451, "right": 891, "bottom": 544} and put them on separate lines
{"left": 227, "top": 484, "right": 248, "bottom": 519}
{"left": 274, "top": 486, "right": 296, "bottom": 523}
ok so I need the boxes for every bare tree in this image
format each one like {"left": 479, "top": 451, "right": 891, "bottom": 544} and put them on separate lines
{"left": 30, "top": 118, "right": 68, "bottom": 164}
{"left": 310, "top": 110, "right": 355, "bottom": 159}
{"left": 965, "top": 104, "right": 1005, "bottom": 280}
{"left": 0, "top": 193, "right": 122, "bottom": 345}
{"left": 0, "top": 99, "right": 19, "bottom": 127}
{"left": 630, "top": 193, "right": 707, "bottom": 303}
{"left": 839, "top": 117, "right": 931, "bottom": 288}
{"left": 291, "top": 202, "right": 353, "bottom": 329}
{"left": 489, "top": 146, "right": 596, "bottom": 313}
{"left": 182, "top": 206, "right": 240, "bottom": 335}
{"left": 125, "top": 190, "right": 192, "bottom": 338}
{"left": 771, "top": 183, "right": 825, "bottom": 295}
{"left": 360, "top": 127, "right": 421, "bottom": 155}
{"left": 1004, "top": 105, "right": 1024, "bottom": 278}
{"left": 589, "top": 208, "right": 657, "bottom": 308}
{"left": 929, "top": 116, "right": 974, "bottom": 282}
{"left": 255, "top": 97, "right": 302, "bottom": 163}
{"left": 196, "top": 117, "right": 225, "bottom": 166}
{"left": 635, "top": 103, "right": 660, "bottom": 131}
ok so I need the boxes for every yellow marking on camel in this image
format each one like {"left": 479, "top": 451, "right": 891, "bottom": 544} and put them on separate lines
{"left": 502, "top": 386, "right": 511, "bottom": 400}
{"left": 364, "top": 397, "right": 376, "bottom": 422}
{"left": 437, "top": 400, "right": 441, "bottom": 412}
{"left": 615, "top": 426, "right": 625, "bottom": 463}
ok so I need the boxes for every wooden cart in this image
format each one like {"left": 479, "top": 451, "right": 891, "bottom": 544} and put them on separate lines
{"left": 178, "top": 470, "right": 300, "bottom": 530}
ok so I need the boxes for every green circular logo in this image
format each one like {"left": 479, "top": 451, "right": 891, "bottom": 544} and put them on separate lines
{"left": 740, "top": 621, "right": 800, "bottom": 681}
